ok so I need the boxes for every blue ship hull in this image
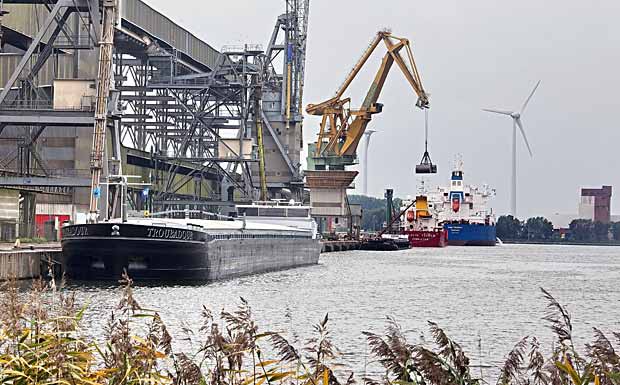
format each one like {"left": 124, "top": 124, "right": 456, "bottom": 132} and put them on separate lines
{"left": 443, "top": 223, "right": 496, "bottom": 246}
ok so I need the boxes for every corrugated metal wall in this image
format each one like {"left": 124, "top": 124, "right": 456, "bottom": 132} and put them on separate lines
{"left": 2, "top": 4, "right": 54, "bottom": 43}
{"left": 36, "top": 203, "right": 73, "bottom": 216}
{"left": 0, "top": 54, "right": 75, "bottom": 87}
{"left": 121, "top": 0, "right": 219, "bottom": 70}
{"left": 2, "top": 4, "right": 82, "bottom": 46}
{"left": 0, "top": 189, "right": 19, "bottom": 221}
{"left": 2, "top": 0, "right": 219, "bottom": 81}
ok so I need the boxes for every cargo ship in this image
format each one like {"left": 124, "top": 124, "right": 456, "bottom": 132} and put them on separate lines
{"left": 430, "top": 160, "right": 496, "bottom": 246}
{"left": 61, "top": 201, "right": 321, "bottom": 280}
{"left": 400, "top": 192, "right": 447, "bottom": 248}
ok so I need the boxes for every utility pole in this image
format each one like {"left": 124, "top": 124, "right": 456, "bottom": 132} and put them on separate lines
{"left": 362, "top": 129, "right": 376, "bottom": 196}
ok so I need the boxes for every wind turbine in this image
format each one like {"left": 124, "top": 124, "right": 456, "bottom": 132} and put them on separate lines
{"left": 483, "top": 80, "right": 540, "bottom": 217}
{"left": 361, "top": 129, "right": 376, "bottom": 196}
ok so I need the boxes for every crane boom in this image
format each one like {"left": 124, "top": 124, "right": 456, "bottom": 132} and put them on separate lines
{"left": 306, "top": 31, "right": 429, "bottom": 169}
{"left": 335, "top": 33, "right": 383, "bottom": 101}
{"left": 296, "top": 0, "right": 310, "bottom": 113}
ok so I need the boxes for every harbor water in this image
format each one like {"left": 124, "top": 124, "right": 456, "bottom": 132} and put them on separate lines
{"left": 68, "top": 244, "right": 620, "bottom": 379}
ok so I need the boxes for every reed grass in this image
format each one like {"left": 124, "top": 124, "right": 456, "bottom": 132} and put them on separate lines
{"left": 1, "top": 276, "right": 618, "bottom": 385}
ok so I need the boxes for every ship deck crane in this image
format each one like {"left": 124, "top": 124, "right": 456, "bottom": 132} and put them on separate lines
{"left": 306, "top": 30, "right": 430, "bottom": 171}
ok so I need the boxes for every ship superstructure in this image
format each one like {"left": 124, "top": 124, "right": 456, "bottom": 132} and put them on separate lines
{"left": 429, "top": 159, "right": 497, "bottom": 246}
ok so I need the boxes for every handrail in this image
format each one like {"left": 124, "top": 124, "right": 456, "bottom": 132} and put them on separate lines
{"left": 148, "top": 209, "right": 234, "bottom": 220}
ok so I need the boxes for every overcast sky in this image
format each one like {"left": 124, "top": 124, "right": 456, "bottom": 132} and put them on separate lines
{"left": 149, "top": 0, "right": 620, "bottom": 219}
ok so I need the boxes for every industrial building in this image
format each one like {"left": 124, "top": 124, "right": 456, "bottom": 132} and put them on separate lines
{"left": 549, "top": 185, "right": 613, "bottom": 229}
{"left": 0, "top": 0, "right": 309, "bottom": 240}
{"left": 579, "top": 186, "right": 612, "bottom": 223}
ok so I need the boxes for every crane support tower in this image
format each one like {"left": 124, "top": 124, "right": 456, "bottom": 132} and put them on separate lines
{"left": 88, "top": 0, "right": 118, "bottom": 223}
{"left": 254, "top": 0, "right": 311, "bottom": 200}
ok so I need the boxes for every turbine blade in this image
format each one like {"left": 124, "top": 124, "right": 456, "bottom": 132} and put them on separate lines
{"left": 482, "top": 108, "right": 513, "bottom": 116}
{"left": 520, "top": 80, "right": 541, "bottom": 113}
{"left": 515, "top": 117, "right": 533, "bottom": 157}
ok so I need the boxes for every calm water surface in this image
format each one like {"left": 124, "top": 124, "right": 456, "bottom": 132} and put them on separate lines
{"left": 67, "top": 244, "right": 620, "bottom": 378}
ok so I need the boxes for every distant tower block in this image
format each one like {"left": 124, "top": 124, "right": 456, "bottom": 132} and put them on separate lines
{"left": 362, "top": 130, "right": 376, "bottom": 196}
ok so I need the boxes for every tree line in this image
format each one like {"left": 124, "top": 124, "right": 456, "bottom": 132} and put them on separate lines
{"left": 348, "top": 195, "right": 620, "bottom": 242}
{"left": 348, "top": 194, "right": 401, "bottom": 231}
{"left": 497, "top": 215, "right": 620, "bottom": 242}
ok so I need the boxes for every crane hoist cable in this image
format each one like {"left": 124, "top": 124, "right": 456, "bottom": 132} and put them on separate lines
{"left": 415, "top": 109, "right": 437, "bottom": 174}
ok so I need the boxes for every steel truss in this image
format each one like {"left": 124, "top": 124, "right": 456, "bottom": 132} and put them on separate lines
{"left": 0, "top": 0, "right": 311, "bottom": 216}
{"left": 0, "top": 0, "right": 97, "bottom": 178}
{"left": 114, "top": 43, "right": 266, "bottom": 213}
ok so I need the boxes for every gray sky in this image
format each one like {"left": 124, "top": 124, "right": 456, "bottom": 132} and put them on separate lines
{"left": 149, "top": 0, "right": 620, "bottom": 219}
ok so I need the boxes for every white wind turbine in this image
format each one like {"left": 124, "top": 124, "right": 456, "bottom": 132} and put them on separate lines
{"left": 361, "top": 129, "right": 376, "bottom": 196}
{"left": 483, "top": 80, "right": 540, "bottom": 217}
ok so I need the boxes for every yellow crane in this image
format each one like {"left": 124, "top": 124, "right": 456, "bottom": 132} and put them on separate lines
{"left": 306, "top": 30, "right": 430, "bottom": 170}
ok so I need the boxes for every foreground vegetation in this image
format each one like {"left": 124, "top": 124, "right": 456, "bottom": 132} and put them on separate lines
{"left": 1, "top": 276, "right": 619, "bottom": 385}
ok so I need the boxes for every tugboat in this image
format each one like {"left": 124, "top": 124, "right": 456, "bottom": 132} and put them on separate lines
{"left": 401, "top": 192, "right": 448, "bottom": 248}
{"left": 360, "top": 189, "right": 410, "bottom": 251}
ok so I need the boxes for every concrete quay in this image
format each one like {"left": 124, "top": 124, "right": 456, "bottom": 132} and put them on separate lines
{"left": 0, "top": 243, "right": 62, "bottom": 280}
{"left": 0, "top": 240, "right": 363, "bottom": 279}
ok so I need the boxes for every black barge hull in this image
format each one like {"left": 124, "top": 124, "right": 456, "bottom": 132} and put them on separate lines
{"left": 61, "top": 223, "right": 320, "bottom": 280}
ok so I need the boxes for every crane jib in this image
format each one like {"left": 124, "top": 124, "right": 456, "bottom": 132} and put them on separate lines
{"left": 307, "top": 30, "right": 430, "bottom": 169}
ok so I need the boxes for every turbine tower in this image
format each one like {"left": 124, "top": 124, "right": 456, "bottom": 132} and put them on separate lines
{"left": 483, "top": 81, "right": 540, "bottom": 217}
{"left": 362, "top": 129, "right": 377, "bottom": 195}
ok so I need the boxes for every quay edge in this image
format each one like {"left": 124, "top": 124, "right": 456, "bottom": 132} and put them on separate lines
{"left": 0, "top": 248, "right": 62, "bottom": 280}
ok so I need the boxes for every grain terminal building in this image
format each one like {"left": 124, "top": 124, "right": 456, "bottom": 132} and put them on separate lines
{"left": 0, "top": 0, "right": 310, "bottom": 240}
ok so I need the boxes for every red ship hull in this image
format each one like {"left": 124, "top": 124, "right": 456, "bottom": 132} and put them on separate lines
{"left": 405, "top": 229, "right": 448, "bottom": 248}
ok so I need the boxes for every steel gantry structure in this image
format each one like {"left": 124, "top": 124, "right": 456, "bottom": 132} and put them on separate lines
{"left": 0, "top": 0, "right": 311, "bottom": 223}
{"left": 257, "top": 0, "right": 310, "bottom": 199}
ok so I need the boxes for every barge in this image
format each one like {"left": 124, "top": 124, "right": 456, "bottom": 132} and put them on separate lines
{"left": 61, "top": 202, "right": 321, "bottom": 280}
